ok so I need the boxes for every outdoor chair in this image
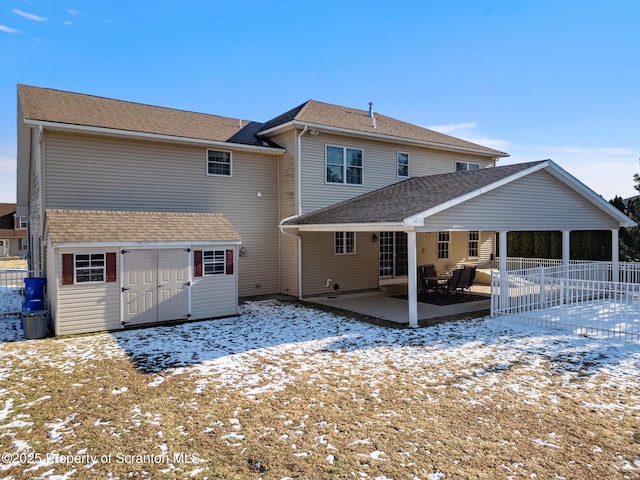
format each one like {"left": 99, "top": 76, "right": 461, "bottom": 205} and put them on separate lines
{"left": 455, "top": 266, "right": 474, "bottom": 295}
{"left": 444, "top": 268, "right": 463, "bottom": 295}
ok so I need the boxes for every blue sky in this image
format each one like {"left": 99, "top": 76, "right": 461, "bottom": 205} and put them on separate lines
{"left": 1, "top": 0, "right": 639, "bottom": 203}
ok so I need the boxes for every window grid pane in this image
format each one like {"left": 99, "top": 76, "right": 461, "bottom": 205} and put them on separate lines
{"left": 203, "top": 250, "right": 225, "bottom": 275}
{"left": 437, "top": 231, "right": 450, "bottom": 259}
{"left": 75, "top": 253, "right": 105, "bottom": 283}
{"left": 469, "top": 231, "right": 479, "bottom": 257}
{"left": 397, "top": 152, "right": 409, "bottom": 177}
{"left": 207, "top": 150, "right": 231, "bottom": 176}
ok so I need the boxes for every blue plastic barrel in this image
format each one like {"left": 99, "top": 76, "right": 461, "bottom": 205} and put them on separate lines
{"left": 23, "top": 299, "right": 44, "bottom": 311}
{"left": 24, "top": 277, "right": 46, "bottom": 301}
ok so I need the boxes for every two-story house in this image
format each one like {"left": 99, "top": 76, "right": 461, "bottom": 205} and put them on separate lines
{"left": 16, "top": 85, "right": 632, "bottom": 334}
{"left": 0, "top": 203, "right": 28, "bottom": 257}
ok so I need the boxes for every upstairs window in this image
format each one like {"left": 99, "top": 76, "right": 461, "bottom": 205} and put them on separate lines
{"left": 15, "top": 216, "right": 28, "bottom": 229}
{"left": 397, "top": 152, "right": 409, "bottom": 178}
{"left": 207, "top": 150, "right": 232, "bottom": 176}
{"left": 335, "top": 232, "right": 355, "bottom": 254}
{"left": 326, "top": 145, "right": 363, "bottom": 185}
{"left": 455, "top": 161, "right": 480, "bottom": 171}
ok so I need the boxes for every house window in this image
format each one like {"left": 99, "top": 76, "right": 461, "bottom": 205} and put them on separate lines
{"left": 437, "top": 231, "right": 450, "bottom": 259}
{"left": 335, "top": 232, "right": 355, "bottom": 254}
{"left": 203, "top": 250, "right": 226, "bottom": 275}
{"left": 468, "top": 231, "right": 479, "bottom": 257}
{"left": 16, "top": 216, "right": 27, "bottom": 229}
{"left": 397, "top": 152, "right": 409, "bottom": 178}
{"left": 19, "top": 238, "right": 28, "bottom": 251}
{"left": 326, "top": 145, "right": 363, "bottom": 185}
{"left": 455, "top": 162, "right": 480, "bottom": 171}
{"left": 75, "top": 253, "right": 105, "bottom": 283}
{"left": 379, "top": 231, "right": 407, "bottom": 277}
{"left": 207, "top": 150, "right": 232, "bottom": 176}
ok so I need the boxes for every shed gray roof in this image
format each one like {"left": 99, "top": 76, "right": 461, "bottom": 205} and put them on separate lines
{"left": 285, "top": 161, "right": 547, "bottom": 226}
{"left": 46, "top": 209, "right": 241, "bottom": 244}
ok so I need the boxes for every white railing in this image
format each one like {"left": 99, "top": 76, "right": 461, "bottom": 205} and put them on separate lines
{"left": 491, "top": 262, "right": 640, "bottom": 342}
{"left": 0, "top": 269, "right": 40, "bottom": 316}
{"left": 496, "top": 258, "right": 640, "bottom": 283}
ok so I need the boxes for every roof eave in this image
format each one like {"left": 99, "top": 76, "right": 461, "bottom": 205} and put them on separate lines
{"left": 258, "top": 120, "right": 509, "bottom": 158}
{"left": 23, "top": 119, "right": 285, "bottom": 155}
{"left": 283, "top": 222, "right": 407, "bottom": 232}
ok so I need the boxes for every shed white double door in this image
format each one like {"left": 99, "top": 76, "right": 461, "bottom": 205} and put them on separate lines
{"left": 122, "top": 249, "right": 190, "bottom": 326}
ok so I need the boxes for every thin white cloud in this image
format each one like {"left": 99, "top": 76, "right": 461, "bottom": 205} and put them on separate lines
{"left": 426, "top": 121, "right": 511, "bottom": 152}
{"left": 63, "top": 21, "right": 73, "bottom": 26}
{"left": 0, "top": 24, "right": 20, "bottom": 33}
{"left": 67, "top": 9, "right": 80, "bottom": 16}
{"left": 12, "top": 8, "right": 48, "bottom": 22}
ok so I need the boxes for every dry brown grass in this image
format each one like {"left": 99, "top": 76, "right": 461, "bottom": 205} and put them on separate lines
{"left": 0, "top": 258, "right": 27, "bottom": 270}
{"left": 0, "top": 309, "right": 638, "bottom": 479}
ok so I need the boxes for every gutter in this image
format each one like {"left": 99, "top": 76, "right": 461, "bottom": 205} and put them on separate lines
{"left": 258, "top": 120, "right": 509, "bottom": 158}
{"left": 23, "top": 119, "right": 285, "bottom": 155}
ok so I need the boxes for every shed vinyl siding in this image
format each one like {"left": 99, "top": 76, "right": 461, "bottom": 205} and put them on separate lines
{"left": 44, "top": 131, "right": 279, "bottom": 297}
{"left": 423, "top": 170, "right": 619, "bottom": 231}
{"left": 299, "top": 132, "right": 494, "bottom": 214}
{"left": 55, "top": 247, "right": 121, "bottom": 335}
{"left": 300, "top": 231, "right": 379, "bottom": 296}
{"left": 191, "top": 247, "right": 238, "bottom": 320}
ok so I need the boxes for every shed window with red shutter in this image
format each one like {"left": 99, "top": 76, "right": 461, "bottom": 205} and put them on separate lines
{"left": 61, "top": 252, "right": 118, "bottom": 284}
{"left": 201, "top": 249, "right": 234, "bottom": 275}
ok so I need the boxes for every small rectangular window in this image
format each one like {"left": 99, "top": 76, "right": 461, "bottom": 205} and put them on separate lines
{"left": 468, "top": 231, "right": 479, "bottom": 258}
{"left": 326, "top": 145, "right": 363, "bottom": 185}
{"left": 397, "top": 152, "right": 409, "bottom": 177}
{"left": 207, "top": 150, "right": 232, "bottom": 176}
{"left": 455, "top": 162, "right": 480, "bottom": 171}
{"left": 203, "top": 250, "right": 226, "bottom": 275}
{"left": 75, "top": 253, "right": 105, "bottom": 283}
{"left": 437, "top": 231, "right": 450, "bottom": 259}
{"left": 335, "top": 232, "right": 355, "bottom": 255}
{"left": 16, "top": 216, "right": 28, "bottom": 229}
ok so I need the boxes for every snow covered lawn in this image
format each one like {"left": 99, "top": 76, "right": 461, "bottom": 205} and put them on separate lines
{"left": 0, "top": 299, "right": 638, "bottom": 479}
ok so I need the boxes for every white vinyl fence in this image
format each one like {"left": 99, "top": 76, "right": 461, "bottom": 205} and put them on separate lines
{"left": 491, "top": 261, "right": 640, "bottom": 342}
{"left": 0, "top": 269, "right": 36, "bottom": 316}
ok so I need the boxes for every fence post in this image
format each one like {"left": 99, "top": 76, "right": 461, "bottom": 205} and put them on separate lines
{"left": 540, "top": 267, "right": 546, "bottom": 307}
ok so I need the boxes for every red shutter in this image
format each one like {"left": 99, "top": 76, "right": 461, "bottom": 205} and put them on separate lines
{"left": 194, "top": 250, "right": 203, "bottom": 277}
{"left": 225, "top": 249, "right": 234, "bottom": 275}
{"left": 62, "top": 254, "right": 74, "bottom": 285}
{"left": 106, "top": 253, "right": 117, "bottom": 282}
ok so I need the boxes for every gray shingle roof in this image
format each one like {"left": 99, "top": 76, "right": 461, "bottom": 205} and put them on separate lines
{"left": 285, "top": 161, "right": 546, "bottom": 226}
{"left": 46, "top": 209, "right": 241, "bottom": 244}
{"left": 18, "top": 85, "right": 281, "bottom": 149}
{"left": 260, "top": 100, "right": 507, "bottom": 157}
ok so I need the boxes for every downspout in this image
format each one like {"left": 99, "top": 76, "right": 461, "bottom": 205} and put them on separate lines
{"left": 278, "top": 126, "right": 307, "bottom": 299}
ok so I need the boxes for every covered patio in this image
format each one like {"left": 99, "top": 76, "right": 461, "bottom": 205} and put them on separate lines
{"left": 282, "top": 160, "right": 634, "bottom": 327}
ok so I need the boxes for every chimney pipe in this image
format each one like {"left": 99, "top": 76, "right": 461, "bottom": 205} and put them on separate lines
{"left": 368, "top": 102, "right": 373, "bottom": 118}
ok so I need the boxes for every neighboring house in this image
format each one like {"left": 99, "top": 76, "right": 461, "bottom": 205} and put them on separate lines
{"left": 16, "top": 84, "right": 634, "bottom": 333}
{"left": 0, "top": 203, "right": 28, "bottom": 257}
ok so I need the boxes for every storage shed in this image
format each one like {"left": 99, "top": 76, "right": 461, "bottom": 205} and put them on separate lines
{"left": 44, "top": 209, "right": 241, "bottom": 335}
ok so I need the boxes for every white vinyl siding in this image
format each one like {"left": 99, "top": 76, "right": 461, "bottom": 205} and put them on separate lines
{"left": 423, "top": 170, "right": 620, "bottom": 231}
{"left": 191, "top": 245, "right": 237, "bottom": 320}
{"left": 44, "top": 132, "right": 279, "bottom": 297}
{"left": 54, "top": 247, "right": 121, "bottom": 335}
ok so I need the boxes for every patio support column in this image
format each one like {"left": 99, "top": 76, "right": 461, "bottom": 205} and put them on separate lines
{"left": 562, "top": 230, "right": 571, "bottom": 278}
{"left": 407, "top": 230, "right": 418, "bottom": 327}
{"left": 611, "top": 228, "right": 619, "bottom": 282}
{"left": 499, "top": 230, "right": 508, "bottom": 310}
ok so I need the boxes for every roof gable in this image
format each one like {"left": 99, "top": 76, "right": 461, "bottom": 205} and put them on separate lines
{"left": 285, "top": 160, "right": 634, "bottom": 229}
